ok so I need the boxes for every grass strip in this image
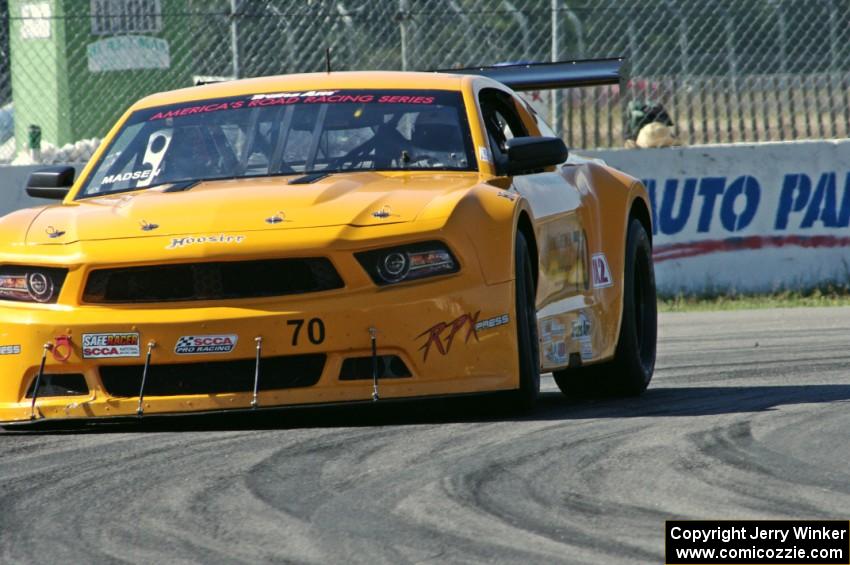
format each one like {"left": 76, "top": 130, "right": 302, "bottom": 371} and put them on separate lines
{"left": 659, "top": 287, "right": 850, "bottom": 312}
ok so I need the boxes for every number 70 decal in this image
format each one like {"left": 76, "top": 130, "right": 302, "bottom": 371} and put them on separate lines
{"left": 591, "top": 253, "right": 613, "bottom": 289}
{"left": 286, "top": 318, "right": 326, "bottom": 345}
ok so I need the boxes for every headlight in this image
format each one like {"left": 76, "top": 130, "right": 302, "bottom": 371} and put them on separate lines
{"left": 0, "top": 266, "right": 67, "bottom": 303}
{"left": 356, "top": 241, "right": 459, "bottom": 285}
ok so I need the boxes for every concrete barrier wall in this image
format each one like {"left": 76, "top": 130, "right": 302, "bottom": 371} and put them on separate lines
{"left": 4, "top": 142, "right": 850, "bottom": 295}
{"left": 0, "top": 165, "right": 69, "bottom": 217}
{"left": 585, "top": 140, "right": 850, "bottom": 294}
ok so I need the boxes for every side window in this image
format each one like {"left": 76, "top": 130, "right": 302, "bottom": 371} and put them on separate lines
{"left": 479, "top": 88, "right": 529, "bottom": 171}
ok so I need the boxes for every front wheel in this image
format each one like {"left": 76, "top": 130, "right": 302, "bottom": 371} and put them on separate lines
{"left": 510, "top": 231, "right": 541, "bottom": 409}
{"left": 553, "top": 218, "right": 657, "bottom": 397}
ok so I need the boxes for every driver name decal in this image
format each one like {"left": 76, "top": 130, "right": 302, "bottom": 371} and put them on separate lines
{"left": 101, "top": 169, "right": 154, "bottom": 185}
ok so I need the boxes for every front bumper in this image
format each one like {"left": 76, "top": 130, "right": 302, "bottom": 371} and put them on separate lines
{"left": 0, "top": 271, "right": 518, "bottom": 425}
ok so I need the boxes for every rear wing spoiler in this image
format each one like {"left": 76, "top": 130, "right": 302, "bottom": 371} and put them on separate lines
{"left": 434, "top": 57, "right": 628, "bottom": 91}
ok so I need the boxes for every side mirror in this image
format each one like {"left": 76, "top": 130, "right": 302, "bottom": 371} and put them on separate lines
{"left": 505, "top": 137, "right": 568, "bottom": 175}
{"left": 26, "top": 166, "right": 75, "bottom": 200}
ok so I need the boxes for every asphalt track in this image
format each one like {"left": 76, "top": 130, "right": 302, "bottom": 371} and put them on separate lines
{"left": 2, "top": 307, "right": 849, "bottom": 564}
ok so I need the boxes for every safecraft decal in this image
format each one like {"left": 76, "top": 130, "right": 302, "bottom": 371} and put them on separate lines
{"left": 591, "top": 253, "right": 613, "bottom": 288}
{"left": 0, "top": 345, "right": 21, "bottom": 355}
{"left": 417, "top": 311, "right": 480, "bottom": 361}
{"left": 166, "top": 234, "right": 245, "bottom": 249}
{"left": 175, "top": 334, "right": 238, "bottom": 355}
{"left": 82, "top": 333, "right": 140, "bottom": 359}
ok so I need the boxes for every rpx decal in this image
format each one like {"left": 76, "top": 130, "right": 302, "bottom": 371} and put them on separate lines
{"left": 82, "top": 333, "right": 140, "bottom": 359}
{"left": 591, "top": 253, "right": 613, "bottom": 288}
{"left": 166, "top": 234, "right": 245, "bottom": 249}
{"left": 0, "top": 344, "right": 21, "bottom": 355}
{"left": 175, "top": 334, "right": 237, "bottom": 355}
{"left": 417, "top": 311, "right": 480, "bottom": 361}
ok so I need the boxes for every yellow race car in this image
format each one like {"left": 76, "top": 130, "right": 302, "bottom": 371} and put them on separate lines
{"left": 0, "top": 59, "right": 655, "bottom": 425}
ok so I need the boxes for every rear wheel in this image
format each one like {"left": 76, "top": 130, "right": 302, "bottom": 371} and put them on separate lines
{"left": 553, "top": 218, "right": 656, "bottom": 397}
{"left": 510, "top": 231, "right": 541, "bottom": 409}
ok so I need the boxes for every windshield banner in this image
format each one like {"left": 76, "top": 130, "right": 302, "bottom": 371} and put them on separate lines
{"left": 147, "top": 90, "right": 440, "bottom": 121}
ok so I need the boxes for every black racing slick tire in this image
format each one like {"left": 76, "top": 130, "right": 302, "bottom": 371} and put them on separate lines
{"left": 553, "top": 218, "right": 657, "bottom": 397}
{"left": 510, "top": 231, "right": 541, "bottom": 409}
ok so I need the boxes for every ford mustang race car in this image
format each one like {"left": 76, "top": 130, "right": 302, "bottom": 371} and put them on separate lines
{"left": 0, "top": 58, "right": 655, "bottom": 425}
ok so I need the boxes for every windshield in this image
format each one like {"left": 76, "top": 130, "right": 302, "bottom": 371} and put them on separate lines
{"left": 78, "top": 89, "right": 476, "bottom": 198}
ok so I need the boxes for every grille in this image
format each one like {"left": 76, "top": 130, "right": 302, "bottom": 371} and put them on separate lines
{"left": 83, "top": 258, "right": 343, "bottom": 303}
{"left": 100, "top": 354, "right": 326, "bottom": 397}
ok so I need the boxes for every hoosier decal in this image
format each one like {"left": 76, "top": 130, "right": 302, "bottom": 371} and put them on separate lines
{"left": 175, "top": 334, "right": 238, "bottom": 355}
{"left": 166, "top": 234, "right": 245, "bottom": 249}
{"left": 82, "top": 333, "right": 140, "bottom": 359}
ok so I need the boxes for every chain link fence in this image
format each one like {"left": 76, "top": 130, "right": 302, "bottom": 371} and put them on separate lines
{"left": 1, "top": 0, "right": 850, "bottom": 163}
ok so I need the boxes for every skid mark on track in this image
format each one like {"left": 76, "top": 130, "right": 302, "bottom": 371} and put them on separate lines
{"left": 2, "top": 307, "right": 850, "bottom": 563}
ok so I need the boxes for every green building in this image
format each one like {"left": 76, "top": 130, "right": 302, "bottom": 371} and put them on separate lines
{"left": 9, "top": 0, "right": 191, "bottom": 152}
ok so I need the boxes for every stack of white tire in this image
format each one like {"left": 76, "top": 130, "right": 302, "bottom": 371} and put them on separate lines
{"left": 12, "top": 138, "right": 101, "bottom": 165}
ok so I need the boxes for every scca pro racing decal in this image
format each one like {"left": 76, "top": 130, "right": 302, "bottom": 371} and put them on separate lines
{"left": 175, "top": 334, "right": 238, "bottom": 355}
{"left": 82, "top": 333, "right": 140, "bottom": 359}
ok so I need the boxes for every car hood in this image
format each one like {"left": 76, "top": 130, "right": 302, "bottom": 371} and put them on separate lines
{"left": 25, "top": 171, "right": 479, "bottom": 245}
